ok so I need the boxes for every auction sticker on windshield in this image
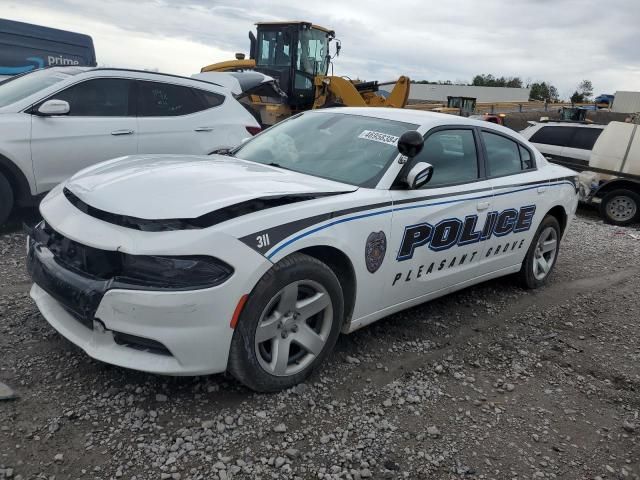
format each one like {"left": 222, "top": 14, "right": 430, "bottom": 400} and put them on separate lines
{"left": 358, "top": 130, "right": 400, "bottom": 146}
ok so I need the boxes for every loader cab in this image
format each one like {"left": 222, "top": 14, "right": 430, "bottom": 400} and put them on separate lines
{"left": 251, "top": 22, "right": 334, "bottom": 110}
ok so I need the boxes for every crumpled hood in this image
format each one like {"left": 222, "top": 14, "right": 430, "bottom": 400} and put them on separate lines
{"left": 64, "top": 154, "right": 356, "bottom": 220}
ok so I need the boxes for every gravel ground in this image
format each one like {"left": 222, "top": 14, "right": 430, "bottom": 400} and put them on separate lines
{"left": 1, "top": 207, "right": 639, "bottom": 480}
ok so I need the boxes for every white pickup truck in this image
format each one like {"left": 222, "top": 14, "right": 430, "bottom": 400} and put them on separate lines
{"left": 523, "top": 120, "right": 640, "bottom": 226}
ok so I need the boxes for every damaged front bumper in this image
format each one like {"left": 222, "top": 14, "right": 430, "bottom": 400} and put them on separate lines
{"left": 26, "top": 227, "right": 241, "bottom": 376}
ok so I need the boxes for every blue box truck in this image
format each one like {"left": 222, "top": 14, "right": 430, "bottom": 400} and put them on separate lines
{"left": 0, "top": 19, "right": 96, "bottom": 80}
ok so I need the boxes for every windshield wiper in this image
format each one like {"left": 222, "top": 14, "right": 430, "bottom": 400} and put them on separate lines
{"left": 267, "top": 162, "right": 291, "bottom": 171}
{"left": 210, "top": 148, "right": 232, "bottom": 156}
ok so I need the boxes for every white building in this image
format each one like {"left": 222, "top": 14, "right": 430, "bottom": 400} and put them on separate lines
{"left": 381, "top": 83, "right": 531, "bottom": 103}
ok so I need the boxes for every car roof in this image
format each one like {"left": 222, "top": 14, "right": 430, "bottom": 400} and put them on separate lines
{"left": 43, "top": 66, "right": 227, "bottom": 90}
{"left": 530, "top": 121, "right": 605, "bottom": 129}
{"left": 309, "top": 107, "right": 504, "bottom": 131}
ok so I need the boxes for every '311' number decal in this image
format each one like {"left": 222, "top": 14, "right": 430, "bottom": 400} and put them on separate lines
{"left": 256, "top": 233, "right": 271, "bottom": 249}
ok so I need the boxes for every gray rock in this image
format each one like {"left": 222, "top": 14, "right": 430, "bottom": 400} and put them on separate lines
{"left": 622, "top": 420, "right": 636, "bottom": 433}
{"left": 0, "top": 382, "right": 17, "bottom": 400}
{"left": 361, "top": 468, "right": 373, "bottom": 478}
{"left": 285, "top": 448, "right": 300, "bottom": 459}
{"left": 427, "top": 426, "right": 440, "bottom": 437}
{"left": 273, "top": 423, "right": 287, "bottom": 433}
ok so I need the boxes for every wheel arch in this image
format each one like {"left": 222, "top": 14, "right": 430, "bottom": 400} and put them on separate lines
{"left": 544, "top": 204, "right": 568, "bottom": 236}
{"left": 0, "top": 153, "right": 34, "bottom": 205}
{"left": 594, "top": 179, "right": 640, "bottom": 198}
{"left": 296, "top": 245, "right": 357, "bottom": 327}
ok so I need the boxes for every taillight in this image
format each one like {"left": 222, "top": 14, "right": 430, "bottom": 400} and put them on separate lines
{"left": 246, "top": 126, "right": 261, "bottom": 136}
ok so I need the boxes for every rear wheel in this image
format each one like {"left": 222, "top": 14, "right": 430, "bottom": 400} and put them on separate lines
{"left": 228, "top": 253, "right": 344, "bottom": 392}
{"left": 600, "top": 189, "right": 639, "bottom": 226}
{"left": 0, "top": 172, "right": 14, "bottom": 226}
{"left": 517, "top": 215, "right": 561, "bottom": 289}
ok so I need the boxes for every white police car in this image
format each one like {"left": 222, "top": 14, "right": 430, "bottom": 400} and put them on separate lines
{"left": 27, "top": 108, "right": 578, "bottom": 391}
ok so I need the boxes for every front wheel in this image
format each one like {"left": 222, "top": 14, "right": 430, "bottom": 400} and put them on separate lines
{"left": 517, "top": 215, "right": 561, "bottom": 289}
{"left": 228, "top": 253, "right": 344, "bottom": 392}
{"left": 600, "top": 189, "right": 639, "bottom": 226}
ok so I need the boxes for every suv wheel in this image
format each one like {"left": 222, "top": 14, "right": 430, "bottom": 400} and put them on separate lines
{"left": 228, "top": 253, "right": 344, "bottom": 392}
{"left": 0, "top": 172, "right": 14, "bottom": 226}
{"left": 600, "top": 189, "right": 639, "bottom": 226}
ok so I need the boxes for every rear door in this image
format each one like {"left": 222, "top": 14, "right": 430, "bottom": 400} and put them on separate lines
{"left": 480, "top": 128, "right": 553, "bottom": 273}
{"left": 386, "top": 126, "right": 493, "bottom": 306}
{"left": 30, "top": 77, "right": 137, "bottom": 192}
{"left": 136, "top": 80, "right": 238, "bottom": 155}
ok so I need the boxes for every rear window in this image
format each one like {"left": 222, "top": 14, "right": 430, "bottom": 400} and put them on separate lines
{"left": 138, "top": 81, "right": 203, "bottom": 117}
{"left": 529, "top": 126, "right": 572, "bottom": 147}
{"left": 567, "top": 128, "right": 603, "bottom": 150}
{"left": 193, "top": 88, "right": 224, "bottom": 108}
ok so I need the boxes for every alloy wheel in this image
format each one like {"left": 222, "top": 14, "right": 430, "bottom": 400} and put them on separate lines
{"left": 254, "top": 280, "right": 333, "bottom": 377}
{"left": 532, "top": 226, "right": 558, "bottom": 281}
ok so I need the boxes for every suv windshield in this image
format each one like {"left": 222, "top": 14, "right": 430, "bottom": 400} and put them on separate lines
{"left": 234, "top": 111, "right": 417, "bottom": 187}
{"left": 0, "top": 67, "right": 84, "bottom": 108}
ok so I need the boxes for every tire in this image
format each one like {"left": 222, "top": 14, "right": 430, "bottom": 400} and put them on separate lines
{"left": 228, "top": 252, "right": 344, "bottom": 392}
{"left": 599, "top": 189, "right": 640, "bottom": 226}
{"left": 0, "top": 172, "right": 14, "bottom": 227}
{"left": 517, "top": 215, "right": 561, "bottom": 289}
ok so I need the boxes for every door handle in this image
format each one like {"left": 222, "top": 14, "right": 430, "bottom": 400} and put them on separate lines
{"left": 477, "top": 201, "right": 491, "bottom": 211}
{"left": 194, "top": 126, "right": 214, "bottom": 132}
{"left": 537, "top": 186, "right": 547, "bottom": 193}
{"left": 111, "top": 129, "right": 134, "bottom": 136}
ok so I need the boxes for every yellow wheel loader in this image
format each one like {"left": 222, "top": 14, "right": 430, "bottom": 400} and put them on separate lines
{"left": 200, "top": 21, "right": 409, "bottom": 126}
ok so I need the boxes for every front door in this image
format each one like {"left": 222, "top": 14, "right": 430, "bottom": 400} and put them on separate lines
{"left": 31, "top": 77, "right": 137, "bottom": 193}
{"left": 386, "top": 127, "right": 493, "bottom": 306}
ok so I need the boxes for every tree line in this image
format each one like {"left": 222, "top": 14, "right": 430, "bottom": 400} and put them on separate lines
{"left": 414, "top": 75, "right": 595, "bottom": 103}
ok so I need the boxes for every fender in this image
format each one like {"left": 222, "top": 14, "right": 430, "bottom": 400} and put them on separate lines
{"left": 0, "top": 154, "right": 36, "bottom": 205}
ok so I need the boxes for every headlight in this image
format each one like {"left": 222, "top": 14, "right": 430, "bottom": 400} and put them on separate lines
{"left": 116, "top": 255, "right": 234, "bottom": 290}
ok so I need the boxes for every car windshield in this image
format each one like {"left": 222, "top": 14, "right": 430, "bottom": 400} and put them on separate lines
{"left": 233, "top": 112, "right": 418, "bottom": 187}
{"left": 0, "top": 68, "right": 84, "bottom": 108}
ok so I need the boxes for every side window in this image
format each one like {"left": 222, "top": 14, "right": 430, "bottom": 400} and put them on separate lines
{"left": 192, "top": 88, "right": 225, "bottom": 108}
{"left": 483, "top": 131, "right": 533, "bottom": 177}
{"left": 528, "top": 126, "right": 571, "bottom": 146}
{"left": 412, "top": 129, "right": 479, "bottom": 187}
{"left": 138, "top": 81, "right": 203, "bottom": 117}
{"left": 568, "top": 127, "right": 603, "bottom": 150}
{"left": 519, "top": 145, "right": 535, "bottom": 170}
{"left": 51, "top": 78, "right": 132, "bottom": 116}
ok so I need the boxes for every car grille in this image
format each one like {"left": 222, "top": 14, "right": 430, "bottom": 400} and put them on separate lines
{"left": 33, "top": 222, "right": 122, "bottom": 279}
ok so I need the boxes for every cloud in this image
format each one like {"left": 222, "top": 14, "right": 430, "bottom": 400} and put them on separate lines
{"left": 1, "top": 0, "right": 638, "bottom": 98}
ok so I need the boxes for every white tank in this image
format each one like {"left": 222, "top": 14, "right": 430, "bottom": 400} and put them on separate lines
{"left": 590, "top": 121, "right": 640, "bottom": 178}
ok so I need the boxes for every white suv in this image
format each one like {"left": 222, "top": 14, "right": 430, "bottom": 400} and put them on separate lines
{"left": 520, "top": 122, "right": 605, "bottom": 165}
{"left": 0, "top": 67, "right": 261, "bottom": 225}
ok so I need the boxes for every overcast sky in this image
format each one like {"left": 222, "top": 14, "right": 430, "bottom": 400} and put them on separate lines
{"left": 2, "top": 0, "right": 638, "bottom": 99}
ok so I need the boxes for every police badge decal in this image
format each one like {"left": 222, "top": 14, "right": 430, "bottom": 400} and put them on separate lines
{"left": 365, "top": 231, "right": 387, "bottom": 273}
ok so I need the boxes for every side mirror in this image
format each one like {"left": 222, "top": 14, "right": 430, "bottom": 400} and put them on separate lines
{"left": 397, "top": 130, "right": 424, "bottom": 158}
{"left": 37, "top": 99, "right": 70, "bottom": 116}
{"left": 405, "top": 162, "right": 433, "bottom": 189}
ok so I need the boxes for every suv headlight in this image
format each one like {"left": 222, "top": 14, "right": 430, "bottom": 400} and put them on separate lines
{"left": 116, "top": 255, "right": 234, "bottom": 290}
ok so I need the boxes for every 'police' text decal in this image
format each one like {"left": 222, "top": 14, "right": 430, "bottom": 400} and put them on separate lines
{"left": 397, "top": 205, "right": 536, "bottom": 261}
